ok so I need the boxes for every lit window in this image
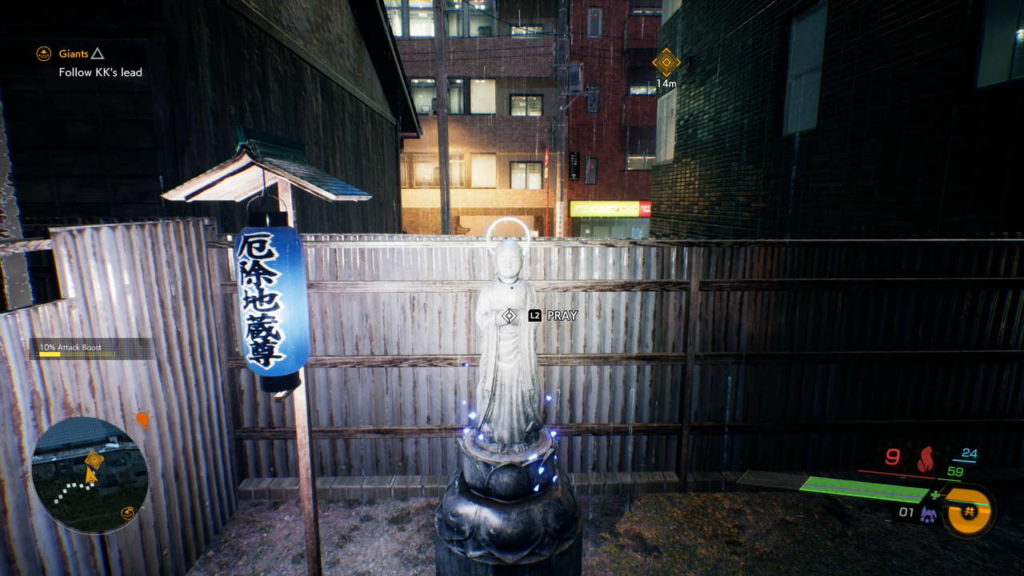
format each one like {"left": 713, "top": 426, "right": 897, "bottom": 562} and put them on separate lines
{"left": 471, "top": 154, "right": 497, "bottom": 188}
{"left": 410, "top": 78, "right": 436, "bottom": 115}
{"left": 446, "top": 1, "right": 495, "bottom": 38}
{"left": 510, "top": 95, "right": 543, "bottom": 117}
{"left": 629, "top": 83, "right": 658, "bottom": 95}
{"left": 385, "top": 0, "right": 403, "bottom": 36}
{"left": 408, "top": 0, "right": 435, "bottom": 37}
{"left": 511, "top": 162, "right": 543, "bottom": 190}
{"left": 448, "top": 155, "right": 465, "bottom": 187}
{"left": 626, "top": 155, "right": 656, "bottom": 170}
{"left": 630, "top": 0, "right": 661, "bottom": 16}
{"left": 782, "top": 1, "right": 828, "bottom": 135}
{"left": 470, "top": 79, "right": 496, "bottom": 114}
{"left": 413, "top": 155, "right": 438, "bottom": 187}
{"left": 655, "top": 89, "right": 676, "bottom": 163}
{"left": 512, "top": 25, "right": 543, "bottom": 36}
{"left": 448, "top": 79, "right": 465, "bottom": 114}
{"left": 587, "top": 8, "right": 603, "bottom": 38}
{"left": 977, "top": 0, "right": 1024, "bottom": 86}
{"left": 584, "top": 156, "right": 598, "bottom": 185}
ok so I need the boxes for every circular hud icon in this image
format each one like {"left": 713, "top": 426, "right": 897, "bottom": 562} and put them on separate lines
{"left": 31, "top": 417, "right": 149, "bottom": 534}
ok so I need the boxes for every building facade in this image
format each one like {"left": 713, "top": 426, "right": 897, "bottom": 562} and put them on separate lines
{"left": 567, "top": 0, "right": 660, "bottom": 238}
{"left": 390, "top": 0, "right": 660, "bottom": 237}
{"left": 652, "top": 0, "right": 1024, "bottom": 238}
{"left": 0, "top": 0, "right": 418, "bottom": 237}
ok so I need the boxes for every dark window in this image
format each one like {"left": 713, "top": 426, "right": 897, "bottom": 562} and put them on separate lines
{"left": 587, "top": 8, "right": 603, "bottom": 38}
{"left": 627, "top": 49, "right": 658, "bottom": 95}
{"left": 584, "top": 156, "right": 598, "bottom": 185}
{"left": 626, "top": 126, "right": 656, "bottom": 170}
{"left": 783, "top": 1, "right": 828, "bottom": 135}
{"left": 586, "top": 84, "right": 600, "bottom": 113}
{"left": 977, "top": 0, "right": 1024, "bottom": 86}
{"left": 510, "top": 94, "right": 543, "bottom": 117}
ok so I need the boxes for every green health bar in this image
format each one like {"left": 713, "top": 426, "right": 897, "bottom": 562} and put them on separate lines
{"left": 799, "top": 476, "right": 929, "bottom": 504}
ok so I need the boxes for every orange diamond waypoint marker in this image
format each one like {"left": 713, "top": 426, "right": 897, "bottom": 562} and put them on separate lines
{"left": 652, "top": 47, "right": 683, "bottom": 78}
{"left": 84, "top": 449, "right": 105, "bottom": 471}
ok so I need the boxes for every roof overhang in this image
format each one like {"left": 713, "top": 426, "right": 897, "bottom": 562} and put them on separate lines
{"left": 161, "top": 146, "right": 372, "bottom": 203}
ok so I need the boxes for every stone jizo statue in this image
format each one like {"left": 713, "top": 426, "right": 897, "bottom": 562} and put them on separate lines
{"left": 474, "top": 238, "right": 543, "bottom": 451}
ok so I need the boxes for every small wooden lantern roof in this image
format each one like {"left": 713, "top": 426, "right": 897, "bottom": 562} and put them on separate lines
{"left": 162, "top": 131, "right": 371, "bottom": 203}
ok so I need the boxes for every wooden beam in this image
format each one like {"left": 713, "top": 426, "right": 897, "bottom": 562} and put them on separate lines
{"left": 234, "top": 417, "right": 1024, "bottom": 441}
{"left": 227, "top": 353, "right": 688, "bottom": 369}
{"left": 696, "top": 350, "right": 1024, "bottom": 363}
{"left": 700, "top": 278, "right": 1024, "bottom": 291}
{"left": 235, "top": 422, "right": 681, "bottom": 440}
{"left": 220, "top": 279, "right": 690, "bottom": 293}
{"left": 209, "top": 238, "right": 1024, "bottom": 250}
{"left": 686, "top": 418, "right": 1024, "bottom": 433}
{"left": 226, "top": 349, "right": 1024, "bottom": 370}
{"left": 0, "top": 238, "right": 52, "bottom": 256}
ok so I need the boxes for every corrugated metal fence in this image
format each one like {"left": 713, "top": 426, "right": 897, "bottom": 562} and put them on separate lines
{"left": 1, "top": 220, "right": 234, "bottom": 575}
{"left": 211, "top": 236, "right": 1024, "bottom": 483}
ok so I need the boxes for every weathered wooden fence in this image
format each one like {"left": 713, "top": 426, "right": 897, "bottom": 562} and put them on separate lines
{"left": 211, "top": 236, "right": 1024, "bottom": 488}
{"left": 1, "top": 220, "right": 235, "bottom": 575}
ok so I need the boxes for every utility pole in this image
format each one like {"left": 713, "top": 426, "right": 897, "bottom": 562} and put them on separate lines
{"left": 434, "top": 0, "right": 451, "bottom": 234}
{"left": 554, "top": 0, "right": 569, "bottom": 237}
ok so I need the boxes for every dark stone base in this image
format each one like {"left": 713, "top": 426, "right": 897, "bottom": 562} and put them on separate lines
{"left": 435, "top": 530, "right": 582, "bottom": 576}
{"left": 436, "top": 427, "right": 582, "bottom": 576}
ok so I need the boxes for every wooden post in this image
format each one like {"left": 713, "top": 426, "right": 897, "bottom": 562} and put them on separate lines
{"left": 293, "top": 367, "right": 322, "bottom": 576}
{"left": 678, "top": 246, "right": 702, "bottom": 488}
{"left": 279, "top": 182, "right": 322, "bottom": 576}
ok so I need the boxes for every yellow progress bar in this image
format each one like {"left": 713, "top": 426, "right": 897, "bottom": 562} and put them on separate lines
{"left": 38, "top": 351, "right": 61, "bottom": 358}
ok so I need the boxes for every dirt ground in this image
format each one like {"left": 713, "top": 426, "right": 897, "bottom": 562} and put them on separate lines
{"left": 187, "top": 491, "right": 1024, "bottom": 576}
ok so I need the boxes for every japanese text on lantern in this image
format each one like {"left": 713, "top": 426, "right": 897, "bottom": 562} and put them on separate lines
{"left": 236, "top": 232, "right": 288, "bottom": 368}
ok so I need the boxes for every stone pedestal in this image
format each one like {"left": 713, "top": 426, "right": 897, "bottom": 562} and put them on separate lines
{"left": 435, "top": 428, "right": 583, "bottom": 575}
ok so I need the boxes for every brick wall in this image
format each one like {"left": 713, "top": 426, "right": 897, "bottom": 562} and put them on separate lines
{"left": 568, "top": 1, "right": 658, "bottom": 206}
{"left": 652, "top": 0, "right": 1024, "bottom": 238}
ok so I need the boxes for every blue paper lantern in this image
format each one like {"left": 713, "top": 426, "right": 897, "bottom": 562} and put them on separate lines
{"left": 234, "top": 218, "right": 310, "bottom": 380}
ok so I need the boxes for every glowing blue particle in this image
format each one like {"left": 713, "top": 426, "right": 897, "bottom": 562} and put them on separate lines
{"left": 550, "top": 430, "right": 558, "bottom": 438}
{"left": 552, "top": 475, "right": 559, "bottom": 483}
{"left": 539, "top": 466, "right": 545, "bottom": 474}
{"left": 478, "top": 433, "right": 485, "bottom": 442}
{"left": 545, "top": 394, "right": 553, "bottom": 402}
{"left": 468, "top": 411, "right": 477, "bottom": 420}
{"left": 527, "top": 453, "right": 538, "bottom": 462}
{"left": 463, "top": 427, "right": 471, "bottom": 434}
{"left": 533, "top": 484, "right": 541, "bottom": 492}
{"left": 461, "top": 400, "right": 467, "bottom": 405}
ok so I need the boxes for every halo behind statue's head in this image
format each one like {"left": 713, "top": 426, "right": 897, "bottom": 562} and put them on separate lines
{"left": 485, "top": 217, "right": 531, "bottom": 257}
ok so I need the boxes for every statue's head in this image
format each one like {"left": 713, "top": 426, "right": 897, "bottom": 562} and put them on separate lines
{"left": 495, "top": 239, "right": 524, "bottom": 281}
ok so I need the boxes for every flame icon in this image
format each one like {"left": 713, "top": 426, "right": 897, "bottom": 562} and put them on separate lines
{"left": 917, "top": 446, "right": 934, "bottom": 474}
